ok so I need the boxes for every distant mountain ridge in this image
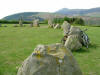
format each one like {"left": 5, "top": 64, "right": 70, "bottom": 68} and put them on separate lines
{"left": 2, "top": 12, "right": 45, "bottom": 21}
{"left": 56, "top": 7, "right": 100, "bottom": 17}
{"left": 2, "top": 7, "right": 100, "bottom": 26}
{"left": 2, "top": 7, "right": 100, "bottom": 21}
{"left": 2, "top": 12, "right": 66, "bottom": 21}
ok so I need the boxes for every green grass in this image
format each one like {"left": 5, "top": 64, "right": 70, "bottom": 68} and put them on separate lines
{"left": 0, "top": 24, "right": 100, "bottom": 75}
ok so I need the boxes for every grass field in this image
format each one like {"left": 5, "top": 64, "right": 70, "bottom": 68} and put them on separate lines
{"left": 0, "top": 24, "right": 100, "bottom": 75}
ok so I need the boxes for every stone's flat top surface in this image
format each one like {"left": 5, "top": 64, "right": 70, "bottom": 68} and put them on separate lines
{"left": 33, "top": 43, "right": 68, "bottom": 59}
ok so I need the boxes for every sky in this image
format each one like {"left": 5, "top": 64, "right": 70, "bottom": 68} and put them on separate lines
{"left": 0, "top": 0, "right": 100, "bottom": 19}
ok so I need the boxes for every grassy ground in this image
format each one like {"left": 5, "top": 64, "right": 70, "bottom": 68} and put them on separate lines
{"left": 0, "top": 24, "right": 100, "bottom": 75}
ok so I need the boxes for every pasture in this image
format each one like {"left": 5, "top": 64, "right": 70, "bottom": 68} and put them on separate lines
{"left": 0, "top": 24, "right": 100, "bottom": 75}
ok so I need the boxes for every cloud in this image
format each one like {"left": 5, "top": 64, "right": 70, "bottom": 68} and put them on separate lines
{"left": 0, "top": 0, "right": 100, "bottom": 19}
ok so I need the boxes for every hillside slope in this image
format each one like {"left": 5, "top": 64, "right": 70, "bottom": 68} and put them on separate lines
{"left": 56, "top": 7, "right": 100, "bottom": 17}
{"left": 2, "top": 12, "right": 66, "bottom": 21}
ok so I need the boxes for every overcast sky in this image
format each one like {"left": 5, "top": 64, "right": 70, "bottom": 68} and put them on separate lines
{"left": 0, "top": 0, "right": 100, "bottom": 19}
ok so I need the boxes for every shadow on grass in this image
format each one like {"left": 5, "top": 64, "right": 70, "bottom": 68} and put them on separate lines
{"left": 73, "top": 43, "right": 98, "bottom": 53}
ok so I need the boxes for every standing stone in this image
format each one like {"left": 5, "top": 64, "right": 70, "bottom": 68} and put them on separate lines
{"left": 69, "top": 26, "right": 89, "bottom": 48}
{"left": 63, "top": 26, "right": 83, "bottom": 51}
{"left": 69, "top": 26, "right": 83, "bottom": 43}
{"left": 62, "top": 21, "right": 71, "bottom": 36}
{"left": 64, "top": 35, "right": 82, "bottom": 51}
{"left": 62, "top": 26, "right": 89, "bottom": 51}
{"left": 19, "top": 16, "right": 23, "bottom": 27}
{"left": 69, "top": 26, "right": 83, "bottom": 36}
{"left": 33, "top": 19, "right": 39, "bottom": 27}
{"left": 54, "top": 24, "right": 61, "bottom": 29}
{"left": 48, "top": 19, "right": 53, "bottom": 28}
{"left": 17, "top": 43, "right": 82, "bottom": 75}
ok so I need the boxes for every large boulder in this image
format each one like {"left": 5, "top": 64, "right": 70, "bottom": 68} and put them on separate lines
{"left": 69, "top": 26, "right": 83, "bottom": 36}
{"left": 62, "top": 21, "right": 71, "bottom": 36}
{"left": 65, "top": 35, "right": 82, "bottom": 51}
{"left": 69, "top": 26, "right": 83, "bottom": 43}
{"left": 68, "top": 26, "right": 89, "bottom": 48}
{"left": 61, "top": 22, "right": 89, "bottom": 51}
{"left": 17, "top": 43, "right": 82, "bottom": 75}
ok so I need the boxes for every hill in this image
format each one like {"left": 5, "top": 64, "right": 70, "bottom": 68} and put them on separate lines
{"left": 2, "top": 12, "right": 66, "bottom": 21}
{"left": 2, "top": 7, "right": 100, "bottom": 25}
{"left": 56, "top": 7, "right": 100, "bottom": 17}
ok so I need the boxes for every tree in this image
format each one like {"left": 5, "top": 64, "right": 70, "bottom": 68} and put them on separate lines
{"left": 73, "top": 18, "right": 85, "bottom": 25}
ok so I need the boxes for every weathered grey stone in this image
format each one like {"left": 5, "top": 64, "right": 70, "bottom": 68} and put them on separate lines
{"left": 33, "top": 19, "right": 39, "bottom": 27}
{"left": 69, "top": 26, "right": 89, "bottom": 48}
{"left": 62, "top": 21, "right": 71, "bottom": 36}
{"left": 19, "top": 16, "right": 23, "bottom": 27}
{"left": 17, "top": 43, "right": 82, "bottom": 75}
{"left": 48, "top": 19, "right": 53, "bottom": 28}
{"left": 19, "top": 20, "right": 23, "bottom": 27}
{"left": 62, "top": 25, "right": 89, "bottom": 51}
{"left": 68, "top": 26, "right": 83, "bottom": 44}
{"left": 54, "top": 24, "right": 61, "bottom": 29}
{"left": 65, "top": 35, "right": 82, "bottom": 51}
{"left": 69, "top": 26, "right": 83, "bottom": 36}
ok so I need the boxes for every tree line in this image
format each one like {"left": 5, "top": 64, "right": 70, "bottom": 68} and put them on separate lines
{"left": 0, "top": 20, "right": 31, "bottom": 24}
{"left": 0, "top": 17, "right": 85, "bottom": 26}
{"left": 52, "top": 17, "right": 85, "bottom": 26}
